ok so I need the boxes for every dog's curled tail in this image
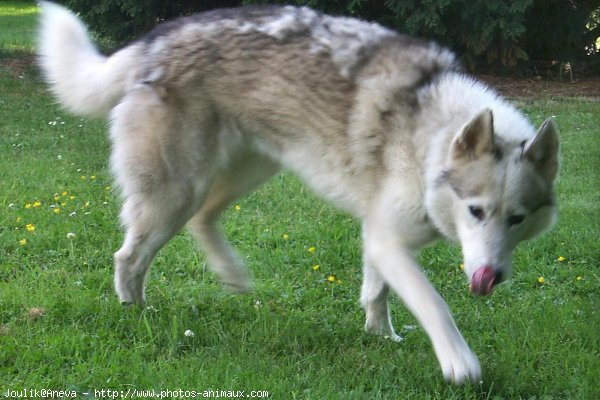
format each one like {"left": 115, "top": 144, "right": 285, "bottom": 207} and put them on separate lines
{"left": 38, "top": 1, "right": 138, "bottom": 117}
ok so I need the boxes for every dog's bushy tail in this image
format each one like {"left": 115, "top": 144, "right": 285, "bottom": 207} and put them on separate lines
{"left": 38, "top": 1, "right": 138, "bottom": 117}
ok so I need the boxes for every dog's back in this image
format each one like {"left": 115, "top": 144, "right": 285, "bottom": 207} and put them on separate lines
{"left": 39, "top": 3, "right": 455, "bottom": 121}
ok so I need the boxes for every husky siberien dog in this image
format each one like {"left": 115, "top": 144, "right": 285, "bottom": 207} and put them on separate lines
{"left": 38, "top": 1, "right": 560, "bottom": 383}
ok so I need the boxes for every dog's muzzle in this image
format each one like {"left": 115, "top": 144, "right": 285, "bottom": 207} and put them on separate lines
{"left": 470, "top": 265, "right": 501, "bottom": 296}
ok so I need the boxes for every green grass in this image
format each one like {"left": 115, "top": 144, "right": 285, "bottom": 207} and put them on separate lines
{"left": 1, "top": 2, "right": 599, "bottom": 399}
{"left": 0, "top": 1, "right": 37, "bottom": 58}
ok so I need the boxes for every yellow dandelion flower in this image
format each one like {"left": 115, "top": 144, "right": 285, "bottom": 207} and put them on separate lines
{"left": 53, "top": 208, "right": 61, "bottom": 214}
{"left": 80, "top": 175, "right": 86, "bottom": 180}
{"left": 24, "top": 203, "right": 32, "bottom": 209}
{"left": 234, "top": 204, "right": 241, "bottom": 211}
{"left": 19, "top": 239, "right": 27, "bottom": 246}
{"left": 53, "top": 194, "right": 60, "bottom": 201}
{"left": 576, "top": 276, "right": 582, "bottom": 281}
{"left": 459, "top": 263, "right": 465, "bottom": 270}
{"left": 312, "top": 264, "right": 320, "bottom": 271}
{"left": 90, "top": 175, "right": 96, "bottom": 180}
{"left": 83, "top": 201, "right": 90, "bottom": 208}
{"left": 537, "top": 276, "right": 545, "bottom": 284}
{"left": 557, "top": 256, "right": 565, "bottom": 262}
{"left": 61, "top": 191, "right": 68, "bottom": 196}
{"left": 69, "top": 195, "right": 75, "bottom": 200}
{"left": 25, "top": 224, "right": 35, "bottom": 232}
{"left": 327, "top": 275, "right": 336, "bottom": 283}
{"left": 283, "top": 234, "right": 289, "bottom": 241}
{"left": 308, "top": 246, "right": 316, "bottom": 253}
{"left": 33, "top": 201, "right": 42, "bottom": 208}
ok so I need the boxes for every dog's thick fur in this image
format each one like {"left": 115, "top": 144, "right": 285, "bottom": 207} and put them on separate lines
{"left": 38, "top": 2, "right": 560, "bottom": 383}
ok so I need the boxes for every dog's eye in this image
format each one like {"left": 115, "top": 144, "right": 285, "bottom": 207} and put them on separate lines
{"left": 507, "top": 214, "right": 525, "bottom": 226}
{"left": 468, "top": 206, "right": 485, "bottom": 221}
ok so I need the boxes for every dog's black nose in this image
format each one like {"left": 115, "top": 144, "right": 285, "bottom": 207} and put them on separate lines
{"left": 493, "top": 270, "right": 503, "bottom": 285}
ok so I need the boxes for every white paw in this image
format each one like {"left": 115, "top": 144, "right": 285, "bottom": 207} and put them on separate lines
{"left": 222, "top": 278, "right": 253, "bottom": 294}
{"left": 114, "top": 274, "right": 146, "bottom": 306}
{"left": 383, "top": 332, "right": 404, "bottom": 342}
{"left": 364, "top": 320, "right": 403, "bottom": 342}
{"left": 439, "top": 347, "right": 482, "bottom": 384}
{"left": 213, "top": 262, "right": 253, "bottom": 294}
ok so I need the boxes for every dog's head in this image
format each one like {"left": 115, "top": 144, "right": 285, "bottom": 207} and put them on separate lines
{"left": 428, "top": 109, "right": 560, "bottom": 295}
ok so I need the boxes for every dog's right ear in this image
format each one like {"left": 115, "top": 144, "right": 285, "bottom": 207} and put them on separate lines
{"left": 449, "top": 109, "right": 494, "bottom": 163}
{"left": 522, "top": 117, "right": 561, "bottom": 182}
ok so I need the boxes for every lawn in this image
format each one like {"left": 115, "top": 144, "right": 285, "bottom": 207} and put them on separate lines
{"left": 1, "top": 2, "right": 599, "bottom": 399}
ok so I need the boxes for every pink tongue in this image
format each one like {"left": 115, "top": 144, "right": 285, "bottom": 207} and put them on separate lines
{"left": 470, "top": 266, "right": 496, "bottom": 296}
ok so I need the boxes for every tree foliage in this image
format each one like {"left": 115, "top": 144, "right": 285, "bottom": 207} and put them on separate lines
{"left": 57, "top": 0, "right": 600, "bottom": 72}
{"left": 521, "top": 0, "right": 600, "bottom": 62}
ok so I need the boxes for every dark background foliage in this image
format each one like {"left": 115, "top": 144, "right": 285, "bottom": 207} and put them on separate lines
{"left": 56, "top": 0, "right": 600, "bottom": 74}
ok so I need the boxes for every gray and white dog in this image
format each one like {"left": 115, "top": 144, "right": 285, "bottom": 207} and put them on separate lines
{"left": 38, "top": 2, "right": 560, "bottom": 383}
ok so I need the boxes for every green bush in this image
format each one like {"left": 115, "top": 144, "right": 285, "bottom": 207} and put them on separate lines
{"left": 57, "top": 0, "right": 599, "bottom": 72}
{"left": 521, "top": 0, "right": 600, "bottom": 62}
{"left": 57, "top": 0, "right": 240, "bottom": 46}
{"left": 380, "top": 0, "right": 532, "bottom": 69}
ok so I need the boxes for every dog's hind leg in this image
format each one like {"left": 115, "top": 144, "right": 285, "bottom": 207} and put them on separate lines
{"left": 110, "top": 86, "right": 216, "bottom": 305}
{"left": 188, "top": 151, "right": 279, "bottom": 292}
{"left": 114, "top": 186, "right": 205, "bottom": 305}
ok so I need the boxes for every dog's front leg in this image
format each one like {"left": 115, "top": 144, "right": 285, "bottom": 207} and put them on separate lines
{"left": 360, "top": 260, "right": 402, "bottom": 342}
{"left": 362, "top": 223, "right": 481, "bottom": 384}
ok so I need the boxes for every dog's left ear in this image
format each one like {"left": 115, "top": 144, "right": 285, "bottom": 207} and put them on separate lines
{"left": 522, "top": 117, "right": 560, "bottom": 182}
{"left": 450, "top": 108, "right": 494, "bottom": 163}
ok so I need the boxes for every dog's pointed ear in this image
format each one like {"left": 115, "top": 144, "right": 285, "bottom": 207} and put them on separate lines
{"left": 450, "top": 109, "right": 494, "bottom": 162}
{"left": 522, "top": 117, "right": 560, "bottom": 182}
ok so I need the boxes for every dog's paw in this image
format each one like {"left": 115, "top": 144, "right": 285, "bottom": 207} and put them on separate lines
{"left": 439, "top": 347, "right": 481, "bottom": 384}
{"left": 364, "top": 320, "right": 403, "bottom": 342}
{"left": 115, "top": 283, "right": 146, "bottom": 306}
{"left": 120, "top": 301, "right": 135, "bottom": 307}
{"left": 382, "top": 332, "right": 404, "bottom": 342}
{"left": 118, "top": 296, "right": 146, "bottom": 307}
{"left": 223, "top": 279, "right": 253, "bottom": 294}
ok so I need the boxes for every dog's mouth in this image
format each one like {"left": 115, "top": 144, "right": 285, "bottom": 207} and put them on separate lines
{"left": 469, "top": 265, "right": 499, "bottom": 296}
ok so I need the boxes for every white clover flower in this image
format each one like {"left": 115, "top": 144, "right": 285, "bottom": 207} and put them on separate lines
{"left": 184, "top": 329, "right": 195, "bottom": 337}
